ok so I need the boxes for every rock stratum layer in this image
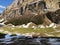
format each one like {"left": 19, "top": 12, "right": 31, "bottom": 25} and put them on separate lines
{"left": 2, "top": 0, "right": 60, "bottom": 24}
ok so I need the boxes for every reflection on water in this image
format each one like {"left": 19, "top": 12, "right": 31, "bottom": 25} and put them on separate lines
{"left": 0, "top": 34, "right": 60, "bottom": 45}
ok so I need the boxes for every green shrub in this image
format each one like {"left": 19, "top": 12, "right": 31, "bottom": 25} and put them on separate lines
{"left": 5, "top": 14, "right": 44, "bottom": 25}
{"left": 5, "top": 15, "right": 34, "bottom": 25}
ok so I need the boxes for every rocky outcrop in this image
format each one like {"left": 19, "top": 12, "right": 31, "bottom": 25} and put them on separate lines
{"left": 1, "top": 0, "right": 60, "bottom": 24}
{"left": 2, "top": 0, "right": 46, "bottom": 18}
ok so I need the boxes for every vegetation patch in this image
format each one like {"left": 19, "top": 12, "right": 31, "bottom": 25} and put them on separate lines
{"left": 0, "top": 26, "right": 60, "bottom": 37}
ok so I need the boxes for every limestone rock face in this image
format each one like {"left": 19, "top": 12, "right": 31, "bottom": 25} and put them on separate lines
{"left": 2, "top": 0, "right": 60, "bottom": 24}
{"left": 2, "top": 0, "right": 45, "bottom": 20}
{"left": 44, "top": 0, "right": 60, "bottom": 9}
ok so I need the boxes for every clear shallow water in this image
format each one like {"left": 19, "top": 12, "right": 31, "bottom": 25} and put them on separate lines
{"left": 0, "top": 34, "right": 60, "bottom": 45}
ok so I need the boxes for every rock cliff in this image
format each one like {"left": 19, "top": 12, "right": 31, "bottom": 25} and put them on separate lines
{"left": 1, "top": 0, "right": 60, "bottom": 24}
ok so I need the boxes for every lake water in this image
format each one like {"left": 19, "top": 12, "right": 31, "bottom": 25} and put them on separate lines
{"left": 0, "top": 34, "right": 60, "bottom": 45}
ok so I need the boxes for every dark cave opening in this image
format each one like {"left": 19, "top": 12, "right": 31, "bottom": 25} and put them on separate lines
{"left": 46, "top": 12, "right": 60, "bottom": 24}
{"left": 46, "top": 12, "right": 53, "bottom": 22}
{"left": 19, "top": 7, "right": 23, "bottom": 15}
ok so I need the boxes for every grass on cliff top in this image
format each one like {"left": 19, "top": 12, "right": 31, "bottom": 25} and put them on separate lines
{"left": 0, "top": 26, "right": 60, "bottom": 37}
{"left": 0, "top": 26, "right": 54, "bottom": 33}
